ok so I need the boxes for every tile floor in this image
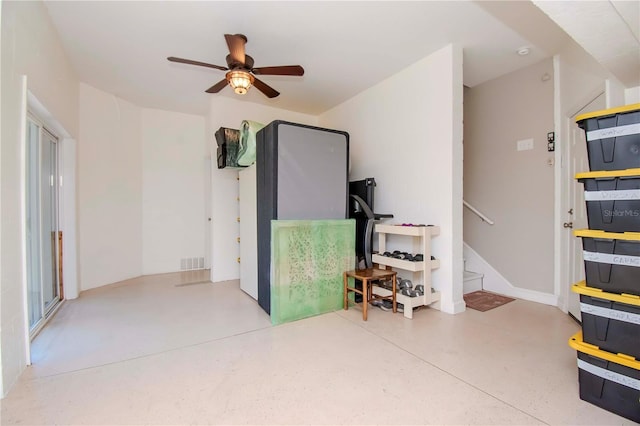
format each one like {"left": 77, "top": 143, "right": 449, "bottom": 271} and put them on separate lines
{"left": 0, "top": 271, "right": 633, "bottom": 425}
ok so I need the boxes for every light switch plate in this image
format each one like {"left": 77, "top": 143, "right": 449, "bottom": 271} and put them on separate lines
{"left": 517, "top": 138, "right": 534, "bottom": 151}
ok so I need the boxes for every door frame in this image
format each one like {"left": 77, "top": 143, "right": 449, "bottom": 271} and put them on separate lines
{"left": 554, "top": 79, "right": 606, "bottom": 314}
{"left": 22, "top": 87, "right": 79, "bottom": 365}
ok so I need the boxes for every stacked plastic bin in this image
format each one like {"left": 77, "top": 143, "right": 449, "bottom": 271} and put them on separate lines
{"left": 570, "top": 103, "right": 640, "bottom": 422}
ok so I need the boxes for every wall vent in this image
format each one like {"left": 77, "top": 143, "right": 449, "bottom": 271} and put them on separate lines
{"left": 180, "top": 257, "right": 205, "bottom": 271}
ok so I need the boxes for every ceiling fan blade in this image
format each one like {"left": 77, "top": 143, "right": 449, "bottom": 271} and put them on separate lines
{"left": 252, "top": 77, "right": 280, "bottom": 98}
{"left": 225, "top": 34, "right": 247, "bottom": 65}
{"left": 205, "top": 79, "right": 229, "bottom": 93}
{"left": 252, "top": 65, "right": 305, "bottom": 76}
{"left": 168, "top": 57, "right": 228, "bottom": 71}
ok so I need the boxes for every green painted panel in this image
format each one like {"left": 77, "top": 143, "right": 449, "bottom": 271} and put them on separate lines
{"left": 270, "top": 219, "right": 355, "bottom": 325}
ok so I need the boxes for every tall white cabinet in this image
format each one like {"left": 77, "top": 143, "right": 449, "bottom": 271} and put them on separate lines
{"left": 239, "top": 165, "right": 258, "bottom": 299}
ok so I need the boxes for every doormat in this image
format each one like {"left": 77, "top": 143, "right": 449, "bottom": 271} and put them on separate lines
{"left": 464, "top": 290, "right": 515, "bottom": 312}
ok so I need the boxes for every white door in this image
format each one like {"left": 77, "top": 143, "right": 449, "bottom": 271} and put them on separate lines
{"left": 26, "top": 116, "right": 62, "bottom": 335}
{"left": 562, "top": 93, "right": 606, "bottom": 321}
{"left": 204, "top": 155, "right": 212, "bottom": 270}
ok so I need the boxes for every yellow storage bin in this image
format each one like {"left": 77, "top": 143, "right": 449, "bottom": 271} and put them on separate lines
{"left": 572, "top": 281, "right": 640, "bottom": 359}
{"left": 568, "top": 331, "right": 640, "bottom": 422}
{"left": 574, "top": 229, "right": 640, "bottom": 295}
{"left": 576, "top": 169, "right": 640, "bottom": 232}
{"left": 576, "top": 103, "right": 640, "bottom": 171}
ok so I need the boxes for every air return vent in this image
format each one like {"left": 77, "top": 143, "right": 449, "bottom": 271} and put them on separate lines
{"left": 180, "top": 257, "right": 205, "bottom": 271}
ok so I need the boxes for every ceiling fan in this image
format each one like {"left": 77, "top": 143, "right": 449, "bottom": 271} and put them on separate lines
{"left": 168, "top": 34, "right": 304, "bottom": 98}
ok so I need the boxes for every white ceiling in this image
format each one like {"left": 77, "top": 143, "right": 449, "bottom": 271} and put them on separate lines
{"left": 533, "top": 0, "right": 640, "bottom": 88}
{"left": 43, "top": 1, "right": 628, "bottom": 116}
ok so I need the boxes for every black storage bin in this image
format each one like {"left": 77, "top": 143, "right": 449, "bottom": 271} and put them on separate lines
{"left": 574, "top": 229, "right": 640, "bottom": 295}
{"left": 572, "top": 282, "right": 640, "bottom": 359}
{"left": 576, "top": 104, "right": 640, "bottom": 171}
{"left": 569, "top": 332, "right": 640, "bottom": 422}
{"left": 577, "top": 169, "right": 640, "bottom": 232}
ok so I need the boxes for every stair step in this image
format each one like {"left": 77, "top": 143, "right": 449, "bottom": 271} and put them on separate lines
{"left": 463, "top": 270, "right": 484, "bottom": 281}
{"left": 463, "top": 270, "right": 484, "bottom": 295}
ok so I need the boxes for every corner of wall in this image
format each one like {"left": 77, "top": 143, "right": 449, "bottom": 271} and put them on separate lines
{"left": 605, "top": 78, "right": 626, "bottom": 108}
{"left": 437, "top": 299, "right": 467, "bottom": 315}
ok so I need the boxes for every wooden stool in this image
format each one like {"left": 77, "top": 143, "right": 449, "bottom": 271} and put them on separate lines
{"left": 343, "top": 268, "right": 397, "bottom": 320}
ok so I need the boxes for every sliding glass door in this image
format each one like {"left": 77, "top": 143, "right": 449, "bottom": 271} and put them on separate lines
{"left": 26, "top": 115, "right": 61, "bottom": 334}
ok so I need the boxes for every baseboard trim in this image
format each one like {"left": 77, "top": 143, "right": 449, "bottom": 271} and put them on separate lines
{"left": 443, "top": 299, "right": 467, "bottom": 314}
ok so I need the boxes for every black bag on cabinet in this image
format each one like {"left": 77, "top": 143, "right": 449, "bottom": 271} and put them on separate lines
{"left": 216, "top": 144, "right": 226, "bottom": 169}
{"left": 214, "top": 127, "right": 243, "bottom": 169}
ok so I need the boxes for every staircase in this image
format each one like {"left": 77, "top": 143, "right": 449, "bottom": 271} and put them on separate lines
{"left": 463, "top": 270, "right": 484, "bottom": 294}
{"left": 463, "top": 256, "right": 484, "bottom": 294}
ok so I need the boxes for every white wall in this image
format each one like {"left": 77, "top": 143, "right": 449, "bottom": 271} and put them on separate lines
{"left": 1, "top": 0, "right": 78, "bottom": 396}
{"left": 141, "top": 109, "right": 206, "bottom": 274}
{"left": 464, "top": 59, "right": 555, "bottom": 295}
{"left": 78, "top": 83, "right": 142, "bottom": 290}
{"left": 208, "top": 97, "right": 318, "bottom": 282}
{"left": 626, "top": 86, "right": 640, "bottom": 104}
{"left": 319, "top": 44, "right": 465, "bottom": 314}
{"left": 79, "top": 85, "right": 210, "bottom": 286}
{"left": 554, "top": 41, "right": 610, "bottom": 118}
{"left": 605, "top": 78, "right": 626, "bottom": 108}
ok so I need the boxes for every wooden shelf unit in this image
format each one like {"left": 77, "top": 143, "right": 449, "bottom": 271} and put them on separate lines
{"left": 372, "top": 224, "right": 440, "bottom": 319}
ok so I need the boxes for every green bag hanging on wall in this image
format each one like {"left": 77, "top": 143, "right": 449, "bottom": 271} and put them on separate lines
{"left": 237, "top": 120, "right": 265, "bottom": 166}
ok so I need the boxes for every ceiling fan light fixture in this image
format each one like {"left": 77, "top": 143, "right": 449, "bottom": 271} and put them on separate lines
{"left": 226, "top": 70, "right": 254, "bottom": 95}
{"left": 170, "top": 34, "right": 299, "bottom": 98}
